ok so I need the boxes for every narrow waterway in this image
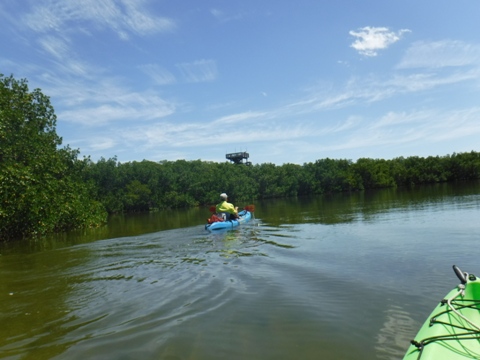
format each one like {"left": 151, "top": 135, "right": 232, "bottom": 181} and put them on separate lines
{"left": 1, "top": 182, "right": 479, "bottom": 359}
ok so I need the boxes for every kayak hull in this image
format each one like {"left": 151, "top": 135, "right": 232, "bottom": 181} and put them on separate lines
{"left": 205, "top": 210, "right": 252, "bottom": 231}
{"left": 403, "top": 269, "right": 480, "bottom": 359}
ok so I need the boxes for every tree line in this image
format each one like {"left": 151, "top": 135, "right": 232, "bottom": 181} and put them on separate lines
{"left": 2, "top": 74, "right": 480, "bottom": 240}
{"left": 82, "top": 151, "right": 480, "bottom": 214}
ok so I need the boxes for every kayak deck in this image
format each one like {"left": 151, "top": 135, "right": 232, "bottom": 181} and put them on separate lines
{"left": 403, "top": 268, "right": 480, "bottom": 359}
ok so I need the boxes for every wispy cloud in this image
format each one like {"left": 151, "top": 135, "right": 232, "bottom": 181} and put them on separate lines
{"left": 58, "top": 92, "right": 175, "bottom": 125}
{"left": 371, "top": 110, "right": 433, "bottom": 130}
{"left": 139, "top": 64, "right": 176, "bottom": 85}
{"left": 36, "top": 35, "right": 93, "bottom": 77}
{"left": 87, "top": 136, "right": 117, "bottom": 151}
{"left": 397, "top": 40, "right": 480, "bottom": 69}
{"left": 68, "top": 65, "right": 480, "bottom": 161}
{"left": 119, "top": 120, "right": 317, "bottom": 151}
{"left": 329, "top": 107, "right": 480, "bottom": 153}
{"left": 387, "top": 68, "right": 480, "bottom": 92}
{"left": 37, "top": 35, "right": 70, "bottom": 59}
{"left": 57, "top": 35, "right": 480, "bottom": 151}
{"left": 47, "top": 75, "right": 176, "bottom": 125}
{"left": 210, "top": 8, "right": 245, "bottom": 23}
{"left": 290, "top": 63, "right": 478, "bottom": 115}
{"left": 7, "top": 0, "right": 178, "bottom": 82}
{"left": 122, "top": 0, "right": 175, "bottom": 36}
{"left": 350, "top": 26, "right": 411, "bottom": 57}
{"left": 176, "top": 59, "right": 218, "bottom": 83}
{"left": 430, "top": 107, "right": 480, "bottom": 141}
{"left": 213, "top": 111, "right": 267, "bottom": 124}
{"left": 21, "top": 0, "right": 175, "bottom": 39}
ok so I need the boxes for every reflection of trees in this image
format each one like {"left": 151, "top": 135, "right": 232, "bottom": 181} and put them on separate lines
{"left": 0, "top": 246, "right": 92, "bottom": 358}
{"left": 257, "top": 181, "right": 480, "bottom": 225}
{"left": 1, "top": 180, "right": 477, "bottom": 358}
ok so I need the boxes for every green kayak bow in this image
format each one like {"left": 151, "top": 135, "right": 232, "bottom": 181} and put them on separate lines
{"left": 403, "top": 265, "right": 480, "bottom": 360}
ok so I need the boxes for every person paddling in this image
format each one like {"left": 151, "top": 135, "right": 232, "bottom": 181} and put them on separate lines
{"left": 216, "top": 193, "right": 239, "bottom": 220}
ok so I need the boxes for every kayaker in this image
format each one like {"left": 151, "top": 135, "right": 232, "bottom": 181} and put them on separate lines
{"left": 216, "top": 193, "right": 239, "bottom": 220}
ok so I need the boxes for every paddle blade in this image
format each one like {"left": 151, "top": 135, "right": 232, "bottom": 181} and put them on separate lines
{"left": 244, "top": 205, "right": 255, "bottom": 212}
{"left": 209, "top": 205, "right": 216, "bottom": 213}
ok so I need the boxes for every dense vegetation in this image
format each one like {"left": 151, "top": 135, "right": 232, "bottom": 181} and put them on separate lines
{"left": 1, "top": 74, "right": 480, "bottom": 240}
{"left": 81, "top": 151, "right": 480, "bottom": 214}
{"left": 0, "top": 74, "right": 107, "bottom": 240}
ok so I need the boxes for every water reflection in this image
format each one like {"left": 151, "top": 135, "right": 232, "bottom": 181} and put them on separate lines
{"left": 258, "top": 181, "right": 480, "bottom": 225}
{"left": 0, "top": 246, "right": 94, "bottom": 359}
{"left": 375, "top": 305, "right": 418, "bottom": 360}
{"left": 0, "top": 181, "right": 479, "bottom": 359}
{"left": 43, "top": 226, "right": 298, "bottom": 359}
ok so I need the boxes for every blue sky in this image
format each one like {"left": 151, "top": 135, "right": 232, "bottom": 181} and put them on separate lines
{"left": 1, "top": 0, "right": 479, "bottom": 165}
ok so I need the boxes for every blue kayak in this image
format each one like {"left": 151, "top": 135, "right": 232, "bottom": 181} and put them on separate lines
{"left": 205, "top": 210, "right": 252, "bottom": 231}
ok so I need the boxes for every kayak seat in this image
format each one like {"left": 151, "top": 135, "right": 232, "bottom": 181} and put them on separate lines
{"left": 217, "top": 212, "right": 231, "bottom": 221}
{"left": 218, "top": 212, "right": 235, "bottom": 221}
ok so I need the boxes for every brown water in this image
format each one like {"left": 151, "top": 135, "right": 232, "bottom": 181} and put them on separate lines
{"left": 1, "top": 182, "right": 480, "bottom": 359}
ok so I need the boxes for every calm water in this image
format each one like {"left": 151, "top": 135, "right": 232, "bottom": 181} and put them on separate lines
{"left": 1, "top": 182, "right": 480, "bottom": 359}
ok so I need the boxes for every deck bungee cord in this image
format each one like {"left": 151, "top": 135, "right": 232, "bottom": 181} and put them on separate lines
{"left": 403, "top": 266, "right": 480, "bottom": 360}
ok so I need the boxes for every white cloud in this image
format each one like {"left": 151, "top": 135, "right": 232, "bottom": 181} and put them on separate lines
{"left": 35, "top": 35, "right": 97, "bottom": 77}
{"left": 291, "top": 62, "right": 479, "bottom": 115}
{"left": 21, "top": 0, "right": 175, "bottom": 39}
{"left": 397, "top": 40, "right": 480, "bottom": 69}
{"left": 387, "top": 69, "right": 480, "bottom": 92}
{"left": 122, "top": 0, "right": 175, "bottom": 35}
{"left": 88, "top": 136, "right": 117, "bottom": 151}
{"left": 210, "top": 8, "right": 223, "bottom": 19}
{"left": 371, "top": 110, "right": 433, "bottom": 130}
{"left": 331, "top": 107, "right": 480, "bottom": 154}
{"left": 210, "top": 8, "right": 245, "bottom": 22}
{"left": 115, "top": 112, "right": 325, "bottom": 153}
{"left": 22, "top": 3, "right": 63, "bottom": 32}
{"left": 350, "top": 26, "right": 410, "bottom": 57}
{"left": 176, "top": 59, "right": 218, "bottom": 83}
{"left": 213, "top": 111, "right": 267, "bottom": 124}
{"left": 139, "top": 64, "right": 176, "bottom": 85}
{"left": 430, "top": 107, "right": 480, "bottom": 141}
{"left": 58, "top": 91, "right": 175, "bottom": 125}
{"left": 37, "top": 35, "right": 70, "bottom": 59}
{"left": 292, "top": 108, "right": 480, "bottom": 159}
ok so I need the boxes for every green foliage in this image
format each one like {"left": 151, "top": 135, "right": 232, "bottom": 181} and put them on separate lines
{"left": 0, "top": 74, "right": 106, "bottom": 240}
{"left": 81, "top": 151, "right": 480, "bottom": 216}
{"left": 304, "top": 158, "right": 355, "bottom": 194}
{"left": 2, "top": 75, "right": 480, "bottom": 242}
{"left": 353, "top": 158, "right": 396, "bottom": 189}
